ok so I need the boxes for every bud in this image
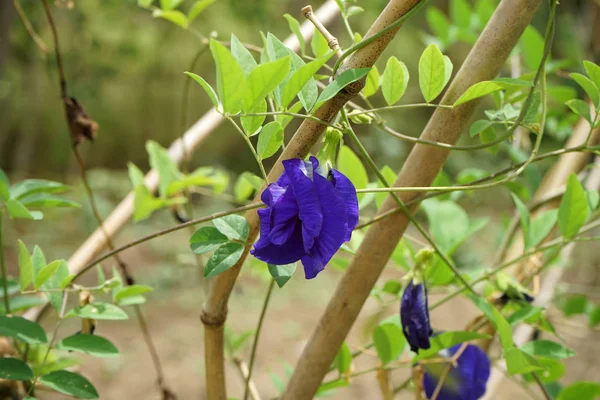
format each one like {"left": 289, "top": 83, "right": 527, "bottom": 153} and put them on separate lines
{"left": 316, "top": 127, "right": 343, "bottom": 170}
{"left": 348, "top": 111, "right": 373, "bottom": 124}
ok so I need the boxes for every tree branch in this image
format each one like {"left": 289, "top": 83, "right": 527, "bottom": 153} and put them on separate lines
{"left": 281, "top": 0, "right": 542, "bottom": 398}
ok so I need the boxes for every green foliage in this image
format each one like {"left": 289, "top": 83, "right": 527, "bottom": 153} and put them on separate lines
{"left": 381, "top": 56, "right": 409, "bottom": 106}
{"left": 418, "top": 44, "right": 447, "bottom": 102}
{"left": 558, "top": 382, "right": 600, "bottom": 400}
{"left": 40, "top": 370, "right": 99, "bottom": 399}
{"left": 373, "top": 323, "right": 405, "bottom": 365}
{"left": 0, "top": 358, "right": 34, "bottom": 381}
{"left": 0, "top": 316, "right": 47, "bottom": 344}
{"left": 257, "top": 121, "right": 284, "bottom": 160}
{"left": 57, "top": 334, "right": 120, "bottom": 358}
{"left": 558, "top": 174, "right": 589, "bottom": 238}
{"left": 65, "top": 303, "right": 129, "bottom": 320}
{"left": 268, "top": 263, "right": 296, "bottom": 288}
{"left": 315, "top": 68, "right": 371, "bottom": 108}
{"left": 332, "top": 342, "right": 352, "bottom": 374}
{"left": 337, "top": 146, "right": 368, "bottom": 202}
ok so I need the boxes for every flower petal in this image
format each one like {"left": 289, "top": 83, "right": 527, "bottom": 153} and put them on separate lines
{"left": 331, "top": 169, "right": 359, "bottom": 241}
{"left": 283, "top": 159, "right": 323, "bottom": 239}
{"left": 268, "top": 187, "right": 299, "bottom": 245}
{"left": 251, "top": 222, "right": 306, "bottom": 265}
{"left": 401, "top": 281, "right": 432, "bottom": 353}
{"left": 300, "top": 173, "right": 348, "bottom": 279}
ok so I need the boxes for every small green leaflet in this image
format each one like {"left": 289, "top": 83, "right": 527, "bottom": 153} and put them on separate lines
{"left": 0, "top": 358, "right": 34, "bottom": 381}
{"left": 314, "top": 68, "right": 371, "bottom": 109}
{"left": 257, "top": 121, "right": 283, "bottom": 160}
{"left": 57, "top": 334, "right": 119, "bottom": 358}
{"left": 205, "top": 243, "right": 244, "bottom": 277}
{"left": 520, "top": 340, "right": 575, "bottom": 360}
{"left": 268, "top": 263, "right": 296, "bottom": 288}
{"left": 188, "top": 0, "right": 215, "bottom": 23}
{"left": 114, "top": 285, "right": 153, "bottom": 303}
{"left": 185, "top": 72, "right": 218, "bottom": 109}
{"left": 40, "top": 370, "right": 99, "bottom": 399}
{"left": 213, "top": 215, "right": 250, "bottom": 241}
{"left": 361, "top": 65, "right": 380, "bottom": 98}
{"left": 34, "top": 260, "right": 63, "bottom": 289}
{"left": 570, "top": 72, "right": 599, "bottom": 107}
{"left": 454, "top": 81, "right": 504, "bottom": 106}
{"left": 558, "top": 174, "right": 588, "bottom": 238}
{"left": 0, "top": 316, "right": 47, "bottom": 344}
{"left": 152, "top": 9, "right": 188, "bottom": 29}
{"left": 419, "top": 44, "right": 446, "bottom": 103}
{"left": 65, "top": 303, "right": 129, "bottom": 320}
{"left": 190, "top": 226, "right": 229, "bottom": 254}
{"left": 281, "top": 54, "right": 333, "bottom": 109}
{"left": 332, "top": 342, "right": 352, "bottom": 374}
{"left": 283, "top": 14, "right": 305, "bottom": 56}
{"left": 373, "top": 323, "right": 405, "bottom": 365}
{"left": 18, "top": 240, "right": 33, "bottom": 290}
{"left": 243, "top": 57, "right": 291, "bottom": 113}
{"left": 210, "top": 39, "right": 246, "bottom": 114}
{"left": 565, "top": 99, "right": 592, "bottom": 124}
{"left": 381, "top": 56, "right": 409, "bottom": 105}
{"left": 337, "top": 146, "right": 368, "bottom": 202}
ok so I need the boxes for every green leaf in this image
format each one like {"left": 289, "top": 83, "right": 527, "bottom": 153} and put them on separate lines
{"left": 146, "top": 140, "right": 181, "bottom": 198}
{"left": 59, "top": 274, "right": 75, "bottom": 289}
{"left": 57, "top": 334, "right": 119, "bottom": 358}
{"left": 521, "top": 340, "right": 575, "bottom": 359}
{"left": 127, "top": 163, "right": 145, "bottom": 187}
{"left": 18, "top": 193, "right": 79, "bottom": 209}
{"left": 230, "top": 33, "right": 257, "bottom": 76}
{"left": 413, "top": 331, "right": 490, "bottom": 361}
{"left": 419, "top": 44, "right": 446, "bottom": 102}
{"left": 257, "top": 121, "right": 283, "bottom": 160}
{"left": 505, "top": 347, "right": 543, "bottom": 375}
{"left": 450, "top": 0, "right": 472, "bottom": 28}
{"left": 40, "top": 370, "right": 99, "bottom": 399}
{"left": 190, "top": 226, "right": 229, "bottom": 254}
{"left": 152, "top": 9, "right": 188, "bottom": 28}
{"left": 527, "top": 209, "right": 558, "bottom": 249}
{"left": 234, "top": 172, "right": 263, "bottom": 202}
{"left": 381, "top": 56, "right": 409, "bottom": 106}
{"left": 10, "top": 179, "right": 68, "bottom": 200}
{"left": 583, "top": 61, "right": 600, "bottom": 90}
{"left": 571, "top": 72, "right": 600, "bottom": 107}
{"left": 0, "top": 316, "right": 47, "bottom": 344}
{"left": 511, "top": 193, "right": 530, "bottom": 250}
{"left": 469, "top": 120, "right": 495, "bottom": 137}
{"left": 519, "top": 26, "right": 544, "bottom": 70}
{"left": 361, "top": 65, "right": 380, "bottom": 98}
{"left": 34, "top": 260, "right": 63, "bottom": 289}
{"left": 188, "top": 0, "right": 215, "bottom": 22}
{"left": 443, "top": 56, "right": 453, "bottom": 88}
{"left": 0, "top": 295, "right": 46, "bottom": 314}
{"left": 316, "top": 379, "right": 350, "bottom": 396}
{"left": 283, "top": 14, "right": 305, "bottom": 55}
{"left": 426, "top": 7, "right": 451, "bottom": 46}
{"left": 205, "top": 243, "right": 244, "bottom": 277}
{"left": 241, "top": 100, "right": 266, "bottom": 136}
{"left": 565, "top": 99, "right": 592, "bottom": 124}
{"left": 589, "top": 306, "right": 600, "bottom": 327}
{"left": 562, "top": 294, "right": 588, "bottom": 317}
{"left": 267, "top": 263, "right": 296, "bottom": 288}
{"left": 18, "top": 240, "right": 33, "bottom": 291}
{"left": 243, "top": 57, "right": 291, "bottom": 113}
{"left": 558, "top": 174, "right": 589, "bottom": 238}
{"left": 557, "top": 382, "right": 600, "bottom": 400}
{"left": 332, "top": 342, "right": 352, "bottom": 374}
{"left": 213, "top": 215, "right": 250, "bottom": 241}
{"left": 114, "top": 285, "right": 153, "bottom": 303}
{"left": 281, "top": 54, "right": 333, "bottom": 108}
{"left": 469, "top": 295, "right": 513, "bottom": 351}
{"left": 422, "top": 199, "right": 470, "bottom": 254}
{"left": 311, "top": 30, "right": 329, "bottom": 58}
{"left": 6, "top": 199, "right": 38, "bottom": 220}
{"left": 0, "top": 358, "right": 34, "bottom": 380}
{"left": 454, "top": 81, "right": 504, "bottom": 106}
{"left": 185, "top": 72, "right": 218, "bottom": 109}
{"left": 376, "top": 166, "right": 397, "bottom": 208}
{"left": 337, "top": 146, "right": 368, "bottom": 202}
{"left": 315, "top": 68, "right": 371, "bottom": 108}
{"left": 167, "top": 167, "right": 229, "bottom": 196}
{"left": 0, "top": 169, "right": 9, "bottom": 201}
{"left": 210, "top": 39, "right": 246, "bottom": 114}
{"left": 65, "top": 303, "right": 129, "bottom": 320}
{"left": 587, "top": 190, "right": 599, "bottom": 211}
{"left": 373, "top": 323, "right": 405, "bottom": 364}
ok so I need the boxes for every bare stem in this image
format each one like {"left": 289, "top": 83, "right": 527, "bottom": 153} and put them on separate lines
{"left": 243, "top": 279, "right": 276, "bottom": 400}
{"left": 302, "top": 5, "right": 343, "bottom": 57}
{"left": 13, "top": 0, "right": 48, "bottom": 54}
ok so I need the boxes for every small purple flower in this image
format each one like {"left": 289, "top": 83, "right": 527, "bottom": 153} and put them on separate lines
{"left": 422, "top": 343, "right": 491, "bottom": 400}
{"left": 251, "top": 156, "right": 358, "bottom": 279}
{"left": 401, "top": 280, "right": 433, "bottom": 353}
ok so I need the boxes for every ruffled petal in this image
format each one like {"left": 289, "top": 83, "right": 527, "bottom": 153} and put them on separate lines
{"left": 300, "top": 173, "right": 348, "bottom": 279}
{"left": 330, "top": 169, "right": 359, "bottom": 242}
{"left": 268, "top": 187, "right": 299, "bottom": 245}
{"left": 261, "top": 183, "right": 285, "bottom": 207}
{"left": 283, "top": 159, "right": 323, "bottom": 239}
{"left": 423, "top": 344, "right": 490, "bottom": 400}
{"left": 401, "top": 281, "right": 432, "bottom": 353}
{"left": 251, "top": 222, "right": 306, "bottom": 265}
{"left": 253, "top": 208, "right": 273, "bottom": 250}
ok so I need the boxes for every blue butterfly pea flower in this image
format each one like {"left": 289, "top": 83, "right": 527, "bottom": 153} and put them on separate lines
{"left": 251, "top": 156, "right": 358, "bottom": 279}
{"left": 422, "top": 343, "right": 491, "bottom": 400}
{"left": 401, "top": 279, "right": 434, "bottom": 353}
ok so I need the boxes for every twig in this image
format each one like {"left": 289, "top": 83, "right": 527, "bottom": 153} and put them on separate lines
{"left": 302, "top": 5, "right": 343, "bottom": 58}
{"left": 233, "top": 357, "right": 262, "bottom": 400}
{"left": 376, "top": 367, "right": 394, "bottom": 400}
{"left": 13, "top": 0, "right": 48, "bottom": 54}
{"left": 430, "top": 343, "right": 468, "bottom": 400}
{"left": 243, "top": 279, "right": 275, "bottom": 400}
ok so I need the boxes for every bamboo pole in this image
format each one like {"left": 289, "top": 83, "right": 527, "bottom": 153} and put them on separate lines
{"left": 281, "top": 0, "right": 542, "bottom": 398}
{"left": 22, "top": 0, "right": 341, "bottom": 321}
{"left": 201, "top": 1, "right": 422, "bottom": 398}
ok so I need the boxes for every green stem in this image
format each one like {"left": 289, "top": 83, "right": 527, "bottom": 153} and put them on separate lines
{"left": 0, "top": 210, "right": 10, "bottom": 314}
{"left": 227, "top": 117, "right": 269, "bottom": 183}
{"left": 341, "top": 109, "right": 477, "bottom": 295}
{"left": 243, "top": 279, "right": 276, "bottom": 400}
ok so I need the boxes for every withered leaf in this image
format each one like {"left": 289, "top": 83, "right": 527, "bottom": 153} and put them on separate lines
{"left": 65, "top": 97, "right": 98, "bottom": 146}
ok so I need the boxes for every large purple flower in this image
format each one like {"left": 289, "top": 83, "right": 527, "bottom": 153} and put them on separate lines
{"left": 251, "top": 157, "right": 358, "bottom": 279}
{"left": 422, "top": 343, "right": 491, "bottom": 400}
{"left": 401, "top": 280, "right": 433, "bottom": 353}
